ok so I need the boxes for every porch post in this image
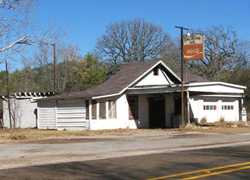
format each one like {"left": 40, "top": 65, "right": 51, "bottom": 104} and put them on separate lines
{"left": 187, "top": 91, "right": 191, "bottom": 125}
{"left": 89, "top": 100, "right": 92, "bottom": 130}
{"left": 97, "top": 102, "right": 100, "bottom": 120}
{"left": 240, "top": 97, "right": 244, "bottom": 121}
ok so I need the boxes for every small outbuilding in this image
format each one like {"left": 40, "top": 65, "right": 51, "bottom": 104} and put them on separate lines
{"left": 37, "top": 60, "right": 247, "bottom": 130}
{"left": 1, "top": 92, "right": 54, "bottom": 128}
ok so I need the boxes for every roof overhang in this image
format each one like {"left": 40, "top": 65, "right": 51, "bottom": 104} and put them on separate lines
{"left": 92, "top": 93, "right": 120, "bottom": 99}
{"left": 127, "top": 85, "right": 179, "bottom": 95}
{"left": 185, "top": 81, "right": 247, "bottom": 89}
{"left": 186, "top": 81, "right": 246, "bottom": 94}
{"left": 192, "top": 93, "right": 245, "bottom": 98}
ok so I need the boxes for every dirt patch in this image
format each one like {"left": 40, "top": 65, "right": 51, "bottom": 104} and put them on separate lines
{"left": 182, "top": 126, "right": 250, "bottom": 134}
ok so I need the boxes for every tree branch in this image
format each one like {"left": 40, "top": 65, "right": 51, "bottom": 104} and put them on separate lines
{"left": 0, "top": 36, "right": 29, "bottom": 53}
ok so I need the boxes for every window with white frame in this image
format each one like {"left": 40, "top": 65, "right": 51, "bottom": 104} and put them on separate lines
{"left": 203, "top": 105, "right": 216, "bottom": 110}
{"left": 99, "top": 101, "right": 106, "bottom": 119}
{"left": 108, "top": 100, "right": 116, "bottom": 119}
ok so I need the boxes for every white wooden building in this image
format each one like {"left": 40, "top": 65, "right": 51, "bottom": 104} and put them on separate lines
{"left": 37, "top": 60, "right": 247, "bottom": 130}
{"left": 2, "top": 92, "right": 54, "bottom": 128}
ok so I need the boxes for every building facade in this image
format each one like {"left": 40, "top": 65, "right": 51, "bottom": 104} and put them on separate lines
{"left": 37, "top": 60, "right": 247, "bottom": 130}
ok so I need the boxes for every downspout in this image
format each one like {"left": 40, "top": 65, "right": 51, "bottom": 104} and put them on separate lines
{"left": 187, "top": 90, "right": 190, "bottom": 125}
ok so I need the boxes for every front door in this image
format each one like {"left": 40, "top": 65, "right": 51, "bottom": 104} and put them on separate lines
{"left": 149, "top": 96, "right": 165, "bottom": 128}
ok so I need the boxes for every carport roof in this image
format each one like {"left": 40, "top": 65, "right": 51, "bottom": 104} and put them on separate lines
{"left": 44, "top": 60, "right": 208, "bottom": 100}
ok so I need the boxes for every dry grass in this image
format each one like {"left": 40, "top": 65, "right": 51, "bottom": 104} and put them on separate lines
{"left": 183, "top": 121, "right": 250, "bottom": 134}
{"left": 198, "top": 121, "right": 249, "bottom": 128}
{"left": 0, "top": 129, "right": 88, "bottom": 141}
{"left": 0, "top": 128, "right": 172, "bottom": 142}
{"left": 1, "top": 124, "right": 250, "bottom": 143}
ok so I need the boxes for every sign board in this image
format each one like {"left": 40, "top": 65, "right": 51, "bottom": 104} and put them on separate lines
{"left": 183, "top": 34, "right": 204, "bottom": 61}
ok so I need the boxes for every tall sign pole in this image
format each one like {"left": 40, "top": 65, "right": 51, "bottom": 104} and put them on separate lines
{"left": 175, "top": 26, "right": 189, "bottom": 127}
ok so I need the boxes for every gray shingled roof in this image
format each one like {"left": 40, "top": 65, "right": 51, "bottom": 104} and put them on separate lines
{"left": 46, "top": 60, "right": 207, "bottom": 100}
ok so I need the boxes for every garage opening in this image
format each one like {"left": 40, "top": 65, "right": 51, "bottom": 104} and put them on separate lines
{"left": 148, "top": 96, "right": 165, "bottom": 128}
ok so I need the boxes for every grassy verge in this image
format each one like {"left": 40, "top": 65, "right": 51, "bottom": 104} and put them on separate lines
{"left": 0, "top": 125, "right": 250, "bottom": 143}
{"left": 0, "top": 128, "right": 171, "bottom": 142}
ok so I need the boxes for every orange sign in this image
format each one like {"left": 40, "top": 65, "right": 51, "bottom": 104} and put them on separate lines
{"left": 183, "top": 34, "right": 204, "bottom": 61}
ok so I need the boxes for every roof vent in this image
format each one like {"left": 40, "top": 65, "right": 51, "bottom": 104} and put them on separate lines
{"left": 153, "top": 68, "right": 159, "bottom": 76}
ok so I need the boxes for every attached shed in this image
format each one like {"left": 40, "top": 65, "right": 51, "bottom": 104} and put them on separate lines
{"left": 38, "top": 99, "right": 89, "bottom": 130}
{"left": 187, "top": 82, "right": 247, "bottom": 123}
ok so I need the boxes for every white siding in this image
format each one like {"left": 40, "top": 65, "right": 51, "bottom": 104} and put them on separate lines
{"left": 90, "top": 94, "right": 130, "bottom": 130}
{"left": 135, "top": 69, "right": 172, "bottom": 87}
{"left": 3, "top": 98, "right": 38, "bottom": 128}
{"left": 56, "top": 99, "right": 88, "bottom": 130}
{"left": 38, "top": 101, "right": 56, "bottom": 129}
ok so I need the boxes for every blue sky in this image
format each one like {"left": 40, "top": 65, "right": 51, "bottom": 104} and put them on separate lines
{"left": 32, "top": 0, "right": 250, "bottom": 56}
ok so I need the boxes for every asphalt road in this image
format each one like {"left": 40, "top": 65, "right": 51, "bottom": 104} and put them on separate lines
{"left": 0, "top": 144, "right": 250, "bottom": 180}
{"left": 2, "top": 132, "right": 250, "bottom": 170}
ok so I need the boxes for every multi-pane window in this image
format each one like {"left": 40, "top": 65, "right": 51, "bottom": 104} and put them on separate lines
{"left": 86, "top": 100, "right": 89, "bottom": 119}
{"left": 99, "top": 101, "right": 106, "bottom": 119}
{"left": 128, "top": 96, "right": 139, "bottom": 120}
{"left": 222, "top": 105, "right": 234, "bottom": 110}
{"left": 203, "top": 105, "right": 216, "bottom": 110}
{"left": 203, "top": 105, "right": 234, "bottom": 111}
{"left": 91, "top": 100, "right": 97, "bottom": 119}
{"left": 108, "top": 100, "right": 116, "bottom": 119}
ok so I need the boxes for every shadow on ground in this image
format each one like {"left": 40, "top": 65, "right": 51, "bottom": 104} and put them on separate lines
{"left": 0, "top": 145, "right": 250, "bottom": 180}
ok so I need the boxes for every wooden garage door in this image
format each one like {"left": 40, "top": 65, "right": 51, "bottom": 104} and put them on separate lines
{"left": 56, "top": 99, "right": 89, "bottom": 130}
{"left": 202, "top": 99, "right": 219, "bottom": 123}
{"left": 202, "top": 97, "right": 239, "bottom": 122}
{"left": 220, "top": 99, "right": 239, "bottom": 122}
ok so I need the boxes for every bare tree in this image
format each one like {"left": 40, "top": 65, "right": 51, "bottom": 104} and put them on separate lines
{"left": 96, "top": 19, "right": 171, "bottom": 64}
{"left": 0, "top": 0, "right": 33, "bottom": 52}
{"left": 0, "top": 0, "right": 34, "bottom": 128}
{"left": 57, "top": 45, "right": 81, "bottom": 92}
{"left": 160, "top": 39, "right": 181, "bottom": 72}
{"left": 188, "top": 26, "right": 249, "bottom": 80}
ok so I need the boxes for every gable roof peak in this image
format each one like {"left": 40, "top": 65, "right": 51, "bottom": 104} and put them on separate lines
{"left": 46, "top": 59, "right": 207, "bottom": 100}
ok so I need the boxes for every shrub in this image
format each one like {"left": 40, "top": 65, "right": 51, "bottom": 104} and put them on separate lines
{"left": 219, "top": 117, "right": 225, "bottom": 123}
{"left": 9, "top": 134, "right": 27, "bottom": 140}
{"left": 200, "top": 117, "right": 207, "bottom": 125}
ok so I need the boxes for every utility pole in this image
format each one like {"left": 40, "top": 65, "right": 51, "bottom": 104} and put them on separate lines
{"left": 175, "top": 26, "right": 189, "bottom": 127}
{"left": 51, "top": 43, "right": 56, "bottom": 92}
{"left": 5, "top": 60, "right": 12, "bottom": 128}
